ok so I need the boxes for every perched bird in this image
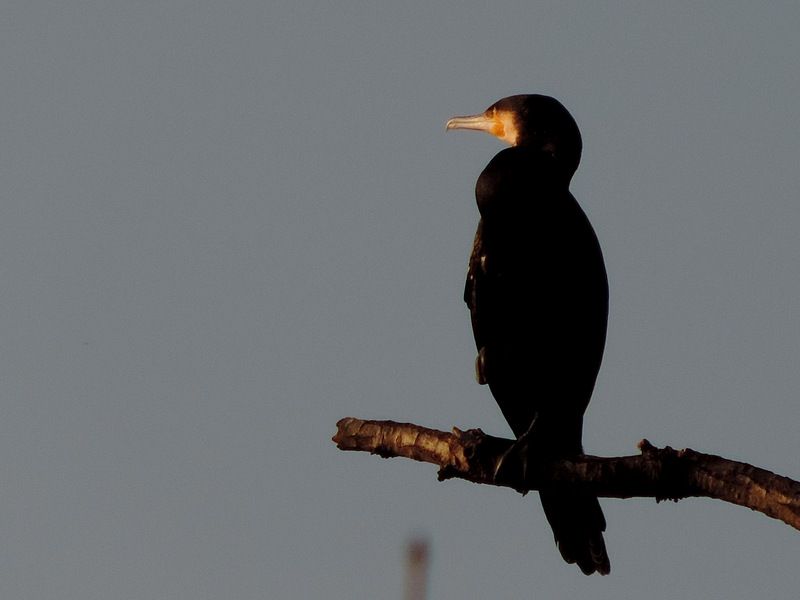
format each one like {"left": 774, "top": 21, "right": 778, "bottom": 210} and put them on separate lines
{"left": 446, "top": 95, "right": 610, "bottom": 575}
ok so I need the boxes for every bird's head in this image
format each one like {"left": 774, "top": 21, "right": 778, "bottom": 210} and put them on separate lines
{"left": 446, "top": 94, "right": 582, "bottom": 177}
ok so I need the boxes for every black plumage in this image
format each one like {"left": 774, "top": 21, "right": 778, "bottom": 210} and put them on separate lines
{"left": 447, "top": 95, "right": 610, "bottom": 575}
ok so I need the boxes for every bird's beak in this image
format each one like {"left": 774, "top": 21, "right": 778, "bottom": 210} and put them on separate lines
{"left": 445, "top": 113, "right": 497, "bottom": 135}
{"left": 446, "top": 109, "right": 517, "bottom": 146}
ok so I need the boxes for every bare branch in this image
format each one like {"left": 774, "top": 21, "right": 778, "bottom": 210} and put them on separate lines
{"left": 333, "top": 418, "right": 800, "bottom": 531}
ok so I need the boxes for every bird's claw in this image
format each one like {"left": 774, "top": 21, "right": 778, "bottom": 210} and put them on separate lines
{"left": 493, "top": 425, "right": 536, "bottom": 485}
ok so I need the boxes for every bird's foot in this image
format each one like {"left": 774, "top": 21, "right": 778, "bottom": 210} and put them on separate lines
{"left": 493, "top": 425, "right": 537, "bottom": 488}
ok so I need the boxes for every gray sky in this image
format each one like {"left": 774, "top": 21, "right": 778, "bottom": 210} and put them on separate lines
{"left": 1, "top": 1, "right": 799, "bottom": 598}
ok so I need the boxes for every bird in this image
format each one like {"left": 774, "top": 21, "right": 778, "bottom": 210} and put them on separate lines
{"left": 446, "top": 95, "right": 611, "bottom": 575}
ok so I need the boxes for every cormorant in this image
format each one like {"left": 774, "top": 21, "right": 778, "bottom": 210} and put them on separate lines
{"left": 446, "top": 95, "right": 610, "bottom": 575}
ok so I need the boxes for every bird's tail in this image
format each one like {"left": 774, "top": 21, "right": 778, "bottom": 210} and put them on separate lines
{"left": 539, "top": 489, "right": 610, "bottom": 575}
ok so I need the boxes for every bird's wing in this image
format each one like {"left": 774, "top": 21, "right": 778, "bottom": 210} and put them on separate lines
{"left": 464, "top": 219, "right": 489, "bottom": 385}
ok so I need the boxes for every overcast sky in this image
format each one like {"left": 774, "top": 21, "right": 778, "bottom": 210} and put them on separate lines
{"left": 1, "top": 2, "right": 799, "bottom": 598}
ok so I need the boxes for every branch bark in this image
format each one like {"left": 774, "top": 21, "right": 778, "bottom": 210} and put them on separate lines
{"left": 333, "top": 417, "right": 800, "bottom": 531}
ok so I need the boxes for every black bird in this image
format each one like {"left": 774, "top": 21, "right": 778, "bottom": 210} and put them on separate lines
{"left": 446, "top": 95, "right": 610, "bottom": 575}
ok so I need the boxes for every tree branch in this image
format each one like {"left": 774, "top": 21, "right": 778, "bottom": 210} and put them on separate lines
{"left": 333, "top": 417, "right": 800, "bottom": 531}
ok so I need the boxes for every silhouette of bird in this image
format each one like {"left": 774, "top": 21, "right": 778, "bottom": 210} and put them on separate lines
{"left": 447, "top": 95, "right": 610, "bottom": 575}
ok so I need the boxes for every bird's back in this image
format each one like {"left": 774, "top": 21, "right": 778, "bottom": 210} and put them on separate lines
{"left": 466, "top": 147, "right": 608, "bottom": 450}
